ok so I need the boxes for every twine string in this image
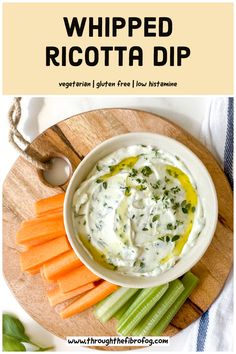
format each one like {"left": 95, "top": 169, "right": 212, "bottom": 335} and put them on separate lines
{"left": 8, "top": 97, "right": 50, "bottom": 170}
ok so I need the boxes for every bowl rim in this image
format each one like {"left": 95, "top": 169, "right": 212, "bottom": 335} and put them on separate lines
{"left": 64, "top": 132, "right": 218, "bottom": 288}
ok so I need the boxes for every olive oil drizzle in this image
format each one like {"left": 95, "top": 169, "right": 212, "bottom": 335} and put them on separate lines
{"left": 97, "top": 156, "right": 139, "bottom": 182}
{"left": 160, "top": 165, "right": 198, "bottom": 264}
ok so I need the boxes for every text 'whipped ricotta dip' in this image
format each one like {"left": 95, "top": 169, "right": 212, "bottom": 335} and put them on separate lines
{"left": 72, "top": 145, "right": 205, "bottom": 276}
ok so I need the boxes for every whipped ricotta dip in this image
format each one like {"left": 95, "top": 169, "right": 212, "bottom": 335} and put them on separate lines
{"left": 72, "top": 145, "right": 205, "bottom": 277}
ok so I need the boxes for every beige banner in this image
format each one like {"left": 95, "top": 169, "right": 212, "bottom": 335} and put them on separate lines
{"left": 3, "top": 2, "right": 233, "bottom": 95}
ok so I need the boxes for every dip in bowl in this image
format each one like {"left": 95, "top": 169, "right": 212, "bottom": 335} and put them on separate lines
{"left": 64, "top": 133, "right": 218, "bottom": 288}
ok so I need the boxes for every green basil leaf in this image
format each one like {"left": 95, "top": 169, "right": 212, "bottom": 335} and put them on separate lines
{"left": 3, "top": 314, "right": 30, "bottom": 343}
{"left": 3, "top": 334, "right": 26, "bottom": 352}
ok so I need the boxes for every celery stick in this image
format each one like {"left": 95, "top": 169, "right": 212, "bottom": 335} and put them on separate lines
{"left": 94, "top": 287, "right": 139, "bottom": 323}
{"left": 114, "top": 290, "right": 142, "bottom": 320}
{"left": 132, "top": 279, "right": 184, "bottom": 336}
{"left": 117, "top": 283, "right": 169, "bottom": 336}
{"left": 151, "top": 272, "right": 199, "bottom": 336}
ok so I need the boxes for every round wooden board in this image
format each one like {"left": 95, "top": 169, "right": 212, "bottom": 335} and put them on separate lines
{"left": 3, "top": 109, "right": 233, "bottom": 351}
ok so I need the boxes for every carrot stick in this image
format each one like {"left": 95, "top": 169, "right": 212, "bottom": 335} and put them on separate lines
{"left": 36, "top": 207, "right": 63, "bottom": 218}
{"left": 47, "top": 283, "right": 95, "bottom": 307}
{"left": 40, "top": 267, "right": 54, "bottom": 284}
{"left": 43, "top": 250, "right": 83, "bottom": 281}
{"left": 16, "top": 214, "right": 66, "bottom": 247}
{"left": 21, "top": 211, "right": 63, "bottom": 229}
{"left": 35, "top": 193, "right": 65, "bottom": 217}
{"left": 58, "top": 265, "right": 100, "bottom": 293}
{"left": 25, "top": 265, "right": 41, "bottom": 275}
{"left": 60, "top": 281, "right": 119, "bottom": 319}
{"left": 20, "top": 236, "right": 71, "bottom": 272}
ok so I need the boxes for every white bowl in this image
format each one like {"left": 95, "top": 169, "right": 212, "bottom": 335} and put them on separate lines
{"left": 64, "top": 132, "right": 218, "bottom": 288}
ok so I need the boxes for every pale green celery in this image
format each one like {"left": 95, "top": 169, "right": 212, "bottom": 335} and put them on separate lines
{"left": 94, "top": 287, "right": 139, "bottom": 323}
{"left": 151, "top": 272, "right": 199, "bottom": 336}
{"left": 114, "top": 290, "right": 142, "bottom": 320}
{"left": 117, "top": 283, "right": 169, "bottom": 336}
{"left": 132, "top": 279, "right": 184, "bottom": 336}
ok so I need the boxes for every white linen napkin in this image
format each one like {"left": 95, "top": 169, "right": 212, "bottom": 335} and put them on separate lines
{"left": 195, "top": 97, "right": 233, "bottom": 352}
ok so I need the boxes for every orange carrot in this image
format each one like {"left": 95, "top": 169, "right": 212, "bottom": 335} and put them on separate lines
{"left": 25, "top": 265, "right": 41, "bottom": 275}
{"left": 20, "top": 236, "right": 71, "bottom": 272}
{"left": 58, "top": 265, "right": 100, "bottom": 293}
{"left": 60, "top": 281, "right": 119, "bottom": 319}
{"left": 43, "top": 250, "right": 83, "bottom": 281}
{"left": 36, "top": 207, "right": 63, "bottom": 218}
{"left": 21, "top": 211, "right": 63, "bottom": 229}
{"left": 16, "top": 214, "right": 65, "bottom": 247}
{"left": 35, "top": 193, "right": 65, "bottom": 217}
{"left": 47, "top": 283, "right": 95, "bottom": 307}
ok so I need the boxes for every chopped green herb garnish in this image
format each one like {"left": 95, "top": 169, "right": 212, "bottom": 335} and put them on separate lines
{"left": 152, "top": 215, "right": 160, "bottom": 222}
{"left": 167, "top": 223, "right": 174, "bottom": 230}
{"left": 171, "top": 186, "right": 181, "bottom": 194}
{"left": 152, "top": 181, "right": 161, "bottom": 189}
{"left": 140, "top": 261, "right": 145, "bottom": 268}
{"left": 152, "top": 195, "right": 160, "bottom": 202}
{"left": 103, "top": 181, "right": 108, "bottom": 189}
{"left": 172, "top": 202, "right": 180, "bottom": 210}
{"left": 166, "top": 235, "right": 170, "bottom": 242}
{"left": 167, "top": 169, "right": 179, "bottom": 178}
{"left": 136, "top": 185, "right": 147, "bottom": 191}
{"left": 152, "top": 147, "right": 160, "bottom": 156}
{"left": 181, "top": 201, "right": 191, "bottom": 214}
{"left": 141, "top": 166, "right": 153, "bottom": 177}
{"left": 96, "top": 165, "right": 102, "bottom": 171}
{"left": 109, "top": 165, "right": 115, "bottom": 172}
{"left": 191, "top": 206, "right": 196, "bottom": 212}
{"left": 182, "top": 208, "right": 188, "bottom": 214}
{"left": 96, "top": 178, "right": 102, "bottom": 183}
{"left": 125, "top": 186, "right": 131, "bottom": 196}
{"left": 142, "top": 227, "right": 148, "bottom": 231}
{"left": 165, "top": 176, "right": 170, "bottom": 183}
{"left": 129, "top": 168, "right": 138, "bottom": 177}
{"left": 172, "top": 235, "right": 180, "bottom": 242}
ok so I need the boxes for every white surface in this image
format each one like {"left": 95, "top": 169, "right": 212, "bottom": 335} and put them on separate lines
{"left": 199, "top": 97, "right": 233, "bottom": 352}
{"left": 1, "top": 96, "right": 216, "bottom": 352}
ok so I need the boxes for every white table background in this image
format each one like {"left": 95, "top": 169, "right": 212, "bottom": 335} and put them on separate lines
{"left": 1, "top": 96, "right": 213, "bottom": 352}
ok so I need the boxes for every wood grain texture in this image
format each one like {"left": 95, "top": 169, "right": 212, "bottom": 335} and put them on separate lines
{"left": 3, "top": 109, "right": 233, "bottom": 350}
